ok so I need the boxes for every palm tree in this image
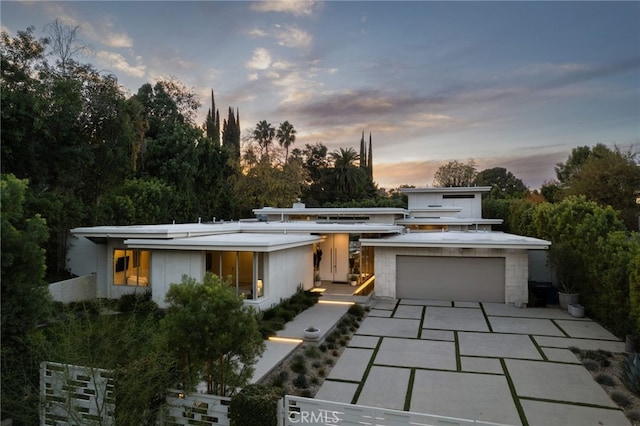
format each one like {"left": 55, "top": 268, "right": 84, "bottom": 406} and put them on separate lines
{"left": 329, "top": 147, "right": 365, "bottom": 200}
{"left": 252, "top": 120, "right": 275, "bottom": 159}
{"left": 276, "top": 121, "right": 296, "bottom": 164}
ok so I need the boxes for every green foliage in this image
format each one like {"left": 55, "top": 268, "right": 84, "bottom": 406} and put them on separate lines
{"left": 117, "top": 290, "right": 158, "bottom": 314}
{"left": 595, "top": 373, "right": 616, "bottom": 386}
{"left": 162, "top": 273, "right": 265, "bottom": 396}
{"left": 474, "top": 167, "right": 528, "bottom": 199}
{"left": 629, "top": 253, "right": 640, "bottom": 336}
{"left": 347, "top": 303, "right": 365, "bottom": 318}
{"left": 620, "top": 354, "right": 640, "bottom": 397}
{"left": 1, "top": 174, "right": 53, "bottom": 422}
{"left": 557, "top": 144, "right": 640, "bottom": 230}
{"left": 229, "top": 384, "right": 283, "bottom": 426}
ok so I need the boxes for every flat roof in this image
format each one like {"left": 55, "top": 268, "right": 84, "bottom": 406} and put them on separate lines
{"left": 126, "top": 233, "right": 321, "bottom": 252}
{"left": 71, "top": 221, "right": 403, "bottom": 240}
{"left": 361, "top": 231, "right": 550, "bottom": 250}
{"left": 253, "top": 207, "right": 407, "bottom": 215}
{"left": 401, "top": 186, "right": 491, "bottom": 194}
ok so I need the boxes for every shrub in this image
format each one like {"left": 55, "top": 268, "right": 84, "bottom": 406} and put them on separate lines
{"left": 620, "top": 353, "right": 640, "bottom": 396}
{"left": 325, "top": 358, "right": 334, "bottom": 366}
{"left": 626, "top": 409, "right": 640, "bottom": 423}
{"left": 291, "top": 355, "right": 307, "bottom": 374}
{"left": 270, "top": 370, "right": 289, "bottom": 388}
{"left": 273, "top": 306, "right": 295, "bottom": 322}
{"left": 311, "top": 376, "right": 320, "bottom": 385}
{"left": 318, "top": 367, "right": 326, "bottom": 377}
{"left": 229, "top": 384, "right": 283, "bottom": 426}
{"left": 610, "top": 390, "right": 633, "bottom": 408}
{"left": 595, "top": 373, "right": 616, "bottom": 386}
{"left": 305, "top": 346, "right": 321, "bottom": 359}
{"left": 582, "top": 359, "right": 600, "bottom": 372}
{"left": 117, "top": 291, "right": 155, "bottom": 313}
{"left": 319, "top": 344, "right": 327, "bottom": 352}
{"left": 348, "top": 304, "right": 365, "bottom": 317}
{"left": 293, "top": 373, "right": 308, "bottom": 389}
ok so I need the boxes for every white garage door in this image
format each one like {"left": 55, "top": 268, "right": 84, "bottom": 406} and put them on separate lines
{"left": 396, "top": 256, "right": 505, "bottom": 302}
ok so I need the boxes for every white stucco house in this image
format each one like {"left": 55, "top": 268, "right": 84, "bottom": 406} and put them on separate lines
{"left": 66, "top": 187, "right": 550, "bottom": 309}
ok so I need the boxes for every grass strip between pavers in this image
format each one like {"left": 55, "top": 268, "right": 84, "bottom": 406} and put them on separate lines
{"left": 404, "top": 368, "right": 416, "bottom": 411}
{"left": 529, "top": 335, "right": 548, "bottom": 361}
{"left": 518, "top": 395, "right": 627, "bottom": 411}
{"left": 500, "top": 358, "right": 529, "bottom": 426}
{"left": 417, "top": 305, "right": 426, "bottom": 339}
{"left": 454, "top": 330, "right": 461, "bottom": 371}
{"left": 479, "top": 302, "right": 494, "bottom": 333}
{"left": 550, "top": 318, "right": 571, "bottom": 337}
{"left": 350, "top": 335, "right": 382, "bottom": 404}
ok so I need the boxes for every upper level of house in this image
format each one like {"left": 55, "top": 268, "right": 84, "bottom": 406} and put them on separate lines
{"left": 252, "top": 186, "right": 501, "bottom": 232}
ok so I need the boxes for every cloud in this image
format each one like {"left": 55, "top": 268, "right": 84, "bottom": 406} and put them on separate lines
{"left": 102, "top": 32, "right": 132, "bottom": 48}
{"left": 95, "top": 50, "right": 145, "bottom": 78}
{"left": 251, "top": 0, "right": 318, "bottom": 16}
{"left": 246, "top": 47, "right": 272, "bottom": 70}
{"left": 247, "top": 28, "right": 268, "bottom": 38}
{"left": 275, "top": 25, "right": 312, "bottom": 49}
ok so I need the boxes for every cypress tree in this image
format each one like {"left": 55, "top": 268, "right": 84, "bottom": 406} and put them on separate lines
{"left": 359, "top": 131, "right": 366, "bottom": 170}
{"left": 368, "top": 133, "right": 373, "bottom": 178}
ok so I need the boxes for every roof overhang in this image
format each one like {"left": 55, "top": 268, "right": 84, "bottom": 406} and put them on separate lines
{"left": 361, "top": 231, "right": 550, "bottom": 250}
{"left": 126, "top": 233, "right": 321, "bottom": 252}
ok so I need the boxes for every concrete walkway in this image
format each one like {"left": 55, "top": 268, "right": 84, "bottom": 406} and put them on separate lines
{"left": 315, "top": 298, "right": 630, "bottom": 426}
{"left": 251, "top": 300, "right": 352, "bottom": 383}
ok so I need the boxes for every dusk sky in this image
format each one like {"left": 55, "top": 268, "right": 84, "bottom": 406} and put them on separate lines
{"left": 2, "top": 1, "right": 639, "bottom": 190}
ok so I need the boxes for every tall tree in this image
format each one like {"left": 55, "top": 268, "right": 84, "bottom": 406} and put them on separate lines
{"left": 561, "top": 145, "right": 640, "bottom": 230}
{"left": 276, "top": 120, "right": 296, "bottom": 163}
{"left": 252, "top": 120, "right": 275, "bottom": 159}
{"left": 222, "top": 107, "right": 241, "bottom": 162}
{"left": 329, "top": 147, "right": 366, "bottom": 201}
{"left": 433, "top": 160, "right": 477, "bottom": 187}
{"left": 44, "top": 18, "right": 90, "bottom": 77}
{"left": 474, "top": 167, "right": 528, "bottom": 199}
{"left": 1, "top": 174, "right": 52, "bottom": 423}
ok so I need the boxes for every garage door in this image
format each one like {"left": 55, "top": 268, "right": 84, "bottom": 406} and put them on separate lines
{"left": 396, "top": 256, "right": 505, "bottom": 302}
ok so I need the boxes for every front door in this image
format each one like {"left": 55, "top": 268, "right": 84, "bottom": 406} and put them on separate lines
{"left": 318, "top": 234, "right": 349, "bottom": 283}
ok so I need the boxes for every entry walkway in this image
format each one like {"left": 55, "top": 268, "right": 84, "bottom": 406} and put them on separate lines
{"left": 315, "top": 298, "right": 630, "bottom": 426}
{"left": 251, "top": 291, "right": 371, "bottom": 384}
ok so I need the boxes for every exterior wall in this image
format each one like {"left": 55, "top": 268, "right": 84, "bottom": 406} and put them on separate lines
{"left": 374, "top": 247, "right": 529, "bottom": 304}
{"left": 49, "top": 274, "right": 97, "bottom": 303}
{"left": 66, "top": 235, "right": 108, "bottom": 298}
{"left": 151, "top": 251, "right": 205, "bottom": 308}
{"left": 407, "top": 193, "right": 482, "bottom": 218}
{"left": 250, "top": 245, "right": 314, "bottom": 311}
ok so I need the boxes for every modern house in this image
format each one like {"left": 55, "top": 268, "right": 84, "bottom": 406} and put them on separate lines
{"left": 67, "top": 187, "right": 550, "bottom": 309}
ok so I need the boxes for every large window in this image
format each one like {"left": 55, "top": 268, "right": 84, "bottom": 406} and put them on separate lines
{"left": 113, "top": 249, "right": 150, "bottom": 286}
{"left": 206, "top": 251, "right": 264, "bottom": 300}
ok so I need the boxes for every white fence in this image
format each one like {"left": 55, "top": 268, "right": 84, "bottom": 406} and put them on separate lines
{"left": 281, "top": 395, "right": 513, "bottom": 426}
{"left": 40, "top": 361, "right": 115, "bottom": 426}
{"left": 163, "top": 389, "right": 231, "bottom": 426}
{"left": 41, "top": 363, "right": 509, "bottom": 426}
{"left": 48, "top": 274, "right": 97, "bottom": 303}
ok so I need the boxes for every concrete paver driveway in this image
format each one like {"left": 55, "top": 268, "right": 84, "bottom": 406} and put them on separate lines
{"left": 315, "top": 299, "right": 630, "bottom": 426}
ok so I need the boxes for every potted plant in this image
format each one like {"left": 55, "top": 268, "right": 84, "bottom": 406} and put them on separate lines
{"left": 304, "top": 326, "right": 320, "bottom": 341}
{"left": 549, "top": 243, "right": 582, "bottom": 310}
{"left": 314, "top": 273, "right": 321, "bottom": 287}
{"left": 349, "top": 274, "right": 358, "bottom": 286}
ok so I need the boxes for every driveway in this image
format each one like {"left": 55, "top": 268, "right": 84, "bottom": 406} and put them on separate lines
{"left": 315, "top": 298, "right": 630, "bottom": 426}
